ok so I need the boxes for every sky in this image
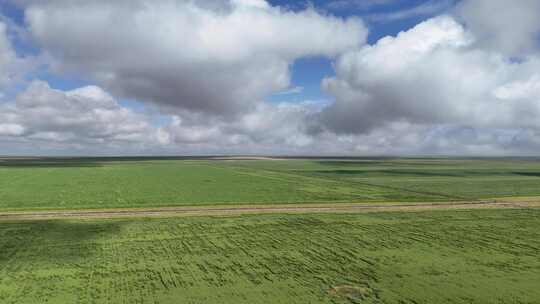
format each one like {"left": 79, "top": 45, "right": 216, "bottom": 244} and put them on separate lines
{"left": 0, "top": 0, "right": 539, "bottom": 156}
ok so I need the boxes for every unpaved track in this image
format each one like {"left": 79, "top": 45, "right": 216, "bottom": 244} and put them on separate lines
{"left": 0, "top": 199, "right": 538, "bottom": 221}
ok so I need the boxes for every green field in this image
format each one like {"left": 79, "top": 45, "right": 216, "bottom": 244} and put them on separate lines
{"left": 2, "top": 157, "right": 540, "bottom": 210}
{"left": 2, "top": 157, "right": 540, "bottom": 303}
{"left": 1, "top": 209, "right": 539, "bottom": 303}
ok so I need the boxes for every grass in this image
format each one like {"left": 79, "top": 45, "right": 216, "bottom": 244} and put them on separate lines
{"left": 2, "top": 157, "right": 540, "bottom": 210}
{"left": 0, "top": 208, "right": 539, "bottom": 303}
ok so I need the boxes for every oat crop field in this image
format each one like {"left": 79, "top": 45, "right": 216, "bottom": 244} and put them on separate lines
{"left": 2, "top": 157, "right": 540, "bottom": 210}
{"left": 1, "top": 209, "right": 539, "bottom": 303}
{"left": 2, "top": 157, "right": 540, "bottom": 303}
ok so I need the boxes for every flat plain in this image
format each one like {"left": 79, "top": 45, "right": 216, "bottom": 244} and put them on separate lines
{"left": 1, "top": 157, "right": 540, "bottom": 303}
{"left": 1, "top": 209, "right": 539, "bottom": 303}
{"left": 2, "top": 157, "right": 540, "bottom": 210}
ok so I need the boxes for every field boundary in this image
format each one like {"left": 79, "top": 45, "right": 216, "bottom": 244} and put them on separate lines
{"left": 0, "top": 199, "right": 538, "bottom": 220}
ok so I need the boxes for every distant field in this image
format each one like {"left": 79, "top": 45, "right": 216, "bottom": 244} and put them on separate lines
{"left": 1, "top": 209, "right": 539, "bottom": 303}
{"left": 2, "top": 157, "right": 540, "bottom": 210}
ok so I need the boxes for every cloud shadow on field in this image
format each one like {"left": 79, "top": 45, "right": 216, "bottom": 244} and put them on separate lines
{"left": 512, "top": 172, "right": 540, "bottom": 178}
{"left": 0, "top": 156, "right": 242, "bottom": 168}
{"left": 0, "top": 220, "right": 125, "bottom": 263}
{"left": 0, "top": 159, "right": 103, "bottom": 168}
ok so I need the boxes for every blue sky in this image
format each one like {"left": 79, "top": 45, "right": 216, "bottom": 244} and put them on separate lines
{"left": 271, "top": 0, "right": 457, "bottom": 103}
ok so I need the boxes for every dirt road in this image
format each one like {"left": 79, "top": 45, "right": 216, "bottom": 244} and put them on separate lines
{"left": 0, "top": 199, "right": 538, "bottom": 220}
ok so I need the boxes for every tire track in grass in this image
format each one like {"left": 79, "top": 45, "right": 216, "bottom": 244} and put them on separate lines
{"left": 213, "top": 163, "right": 465, "bottom": 201}
{"left": 0, "top": 200, "right": 535, "bottom": 220}
{"left": 346, "top": 179, "right": 468, "bottom": 201}
{"left": 198, "top": 163, "right": 382, "bottom": 201}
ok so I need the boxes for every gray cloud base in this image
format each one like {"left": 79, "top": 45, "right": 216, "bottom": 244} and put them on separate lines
{"left": 25, "top": 0, "right": 367, "bottom": 117}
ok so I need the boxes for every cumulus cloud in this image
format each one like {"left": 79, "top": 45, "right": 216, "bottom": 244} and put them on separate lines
{"left": 0, "top": 80, "right": 322, "bottom": 155}
{"left": 24, "top": 0, "right": 367, "bottom": 117}
{"left": 0, "top": 21, "right": 20, "bottom": 91}
{"left": 319, "top": 16, "right": 540, "bottom": 137}
{"left": 0, "top": 81, "right": 163, "bottom": 149}
{"left": 455, "top": 0, "right": 540, "bottom": 57}
{"left": 161, "top": 101, "right": 317, "bottom": 150}
{"left": 2, "top": 0, "right": 540, "bottom": 156}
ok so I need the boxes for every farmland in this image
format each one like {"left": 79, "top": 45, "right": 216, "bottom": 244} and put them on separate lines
{"left": 2, "top": 157, "right": 540, "bottom": 303}
{"left": 0, "top": 208, "right": 539, "bottom": 303}
{"left": 2, "top": 157, "right": 540, "bottom": 210}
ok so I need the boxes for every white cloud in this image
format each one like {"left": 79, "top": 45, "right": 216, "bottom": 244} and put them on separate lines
{"left": 0, "top": 21, "right": 18, "bottom": 89}
{"left": 162, "top": 101, "right": 317, "bottom": 149}
{"left": 0, "top": 123, "right": 25, "bottom": 136}
{"left": 319, "top": 16, "right": 540, "bottom": 138}
{"left": 0, "top": 80, "right": 323, "bottom": 155}
{"left": 326, "top": 0, "right": 396, "bottom": 11}
{"left": 231, "top": 0, "right": 269, "bottom": 9}
{"left": 494, "top": 75, "right": 540, "bottom": 101}
{"left": 274, "top": 86, "right": 304, "bottom": 95}
{"left": 2, "top": 77, "right": 540, "bottom": 156}
{"left": 25, "top": 0, "right": 367, "bottom": 117}
{"left": 368, "top": 0, "right": 454, "bottom": 23}
{"left": 2, "top": 0, "right": 540, "bottom": 156}
{"left": 0, "top": 18, "right": 37, "bottom": 96}
{"left": 455, "top": 0, "right": 540, "bottom": 57}
{"left": 0, "top": 81, "right": 163, "bottom": 148}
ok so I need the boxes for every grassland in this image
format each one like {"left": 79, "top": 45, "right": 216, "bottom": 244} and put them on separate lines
{"left": 0, "top": 208, "right": 539, "bottom": 303}
{"left": 1, "top": 157, "right": 540, "bottom": 303}
{"left": 2, "top": 157, "right": 540, "bottom": 210}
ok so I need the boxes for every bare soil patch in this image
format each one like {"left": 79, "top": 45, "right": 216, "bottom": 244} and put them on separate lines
{"left": 329, "top": 284, "right": 374, "bottom": 301}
